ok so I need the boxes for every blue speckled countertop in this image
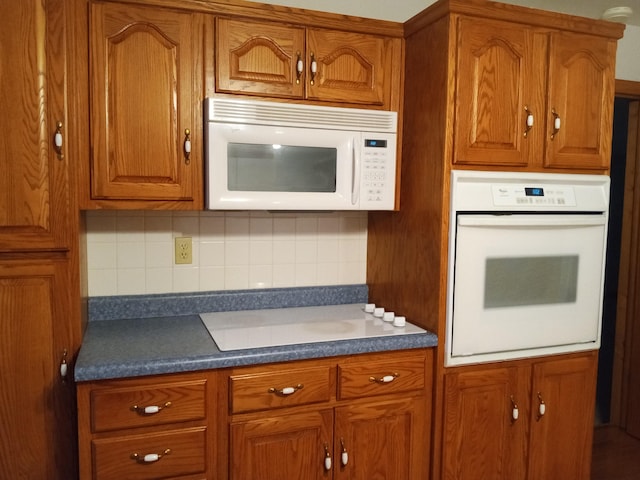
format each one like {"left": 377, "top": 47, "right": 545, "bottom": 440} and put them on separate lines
{"left": 74, "top": 285, "right": 438, "bottom": 382}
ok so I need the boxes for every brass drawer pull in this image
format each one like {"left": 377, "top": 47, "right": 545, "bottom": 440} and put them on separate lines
{"left": 268, "top": 384, "right": 304, "bottom": 396}
{"left": 131, "top": 401, "right": 172, "bottom": 415}
{"left": 369, "top": 373, "right": 399, "bottom": 384}
{"left": 131, "top": 448, "right": 171, "bottom": 464}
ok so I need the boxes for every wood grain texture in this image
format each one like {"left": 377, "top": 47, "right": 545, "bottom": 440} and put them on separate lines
{"left": 89, "top": 2, "right": 204, "bottom": 207}
{"left": 0, "top": 0, "right": 70, "bottom": 251}
{"left": 77, "top": 371, "right": 217, "bottom": 480}
{"left": 0, "top": 259, "right": 76, "bottom": 480}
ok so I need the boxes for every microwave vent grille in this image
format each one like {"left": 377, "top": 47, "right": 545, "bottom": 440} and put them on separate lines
{"left": 206, "top": 98, "right": 397, "bottom": 133}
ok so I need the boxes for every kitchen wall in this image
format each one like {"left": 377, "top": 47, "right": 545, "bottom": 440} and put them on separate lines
{"left": 616, "top": 24, "right": 640, "bottom": 81}
{"left": 85, "top": 210, "right": 367, "bottom": 296}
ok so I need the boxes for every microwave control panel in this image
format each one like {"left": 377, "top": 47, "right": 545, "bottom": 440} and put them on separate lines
{"left": 360, "top": 135, "right": 396, "bottom": 209}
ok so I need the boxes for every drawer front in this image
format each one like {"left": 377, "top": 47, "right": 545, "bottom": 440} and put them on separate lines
{"left": 338, "top": 354, "right": 426, "bottom": 400}
{"left": 91, "top": 380, "right": 207, "bottom": 432}
{"left": 92, "top": 427, "right": 206, "bottom": 480}
{"left": 230, "top": 366, "right": 331, "bottom": 414}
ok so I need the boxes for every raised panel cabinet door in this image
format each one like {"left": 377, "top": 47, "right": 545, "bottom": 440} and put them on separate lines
{"left": 230, "top": 409, "right": 334, "bottom": 480}
{"left": 334, "top": 397, "right": 429, "bottom": 480}
{"left": 216, "top": 18, "right": 305, "bottom": 98}
{"left": 90, "top": 3, "right": 201, "bottom": 200}
{"left": 527, "top": 353, "right": 598, "bottom": 480}
{"left": 442, "top": 365, "right": 529, "bottom": 480}
{"left": 545, "top": 32, "right": 616, "bottom": 171}
{"left": 0, "top": 0, "right": 70, "bottom": 251}
{"left": 0, "top": 260, "right": 75, "bottom": 480}
{"left": 306, "top": 29, "right": 393, "bottom": 106}
{"left": 453, "top": 18, "right": 546, "bottom": 167}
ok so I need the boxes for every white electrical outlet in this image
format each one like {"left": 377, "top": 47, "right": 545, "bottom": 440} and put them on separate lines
{"left": 174, "top": 237, "right": 192, "bottom": 264}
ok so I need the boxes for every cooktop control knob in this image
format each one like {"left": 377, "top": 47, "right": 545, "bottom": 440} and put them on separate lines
{"left": 393, "top": 316, "right": 406, "bottom": 327}
{"left": 373, "top": 307, "right": 385, "bottom": 318}
{"left": 383, "top": 311, "right": 394, "bottom": 322}
{"left": 364, "top": 303, "right": 375, "bottom": 313}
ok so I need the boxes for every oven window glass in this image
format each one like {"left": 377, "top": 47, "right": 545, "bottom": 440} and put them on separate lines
{"left": 484, "top": 255, "right": 579, "bottom": 308}
{"left": 227, "top": 143, "right": 337, "bottom": 192}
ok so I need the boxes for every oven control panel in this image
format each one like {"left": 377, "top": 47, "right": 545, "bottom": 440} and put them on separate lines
{"left": 491, "top": 184, "right": 577, "bottom": 207}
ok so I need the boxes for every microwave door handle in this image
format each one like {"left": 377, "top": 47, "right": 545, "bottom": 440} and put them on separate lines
{"left": 457, "top": 214, "right": 607, "bottom": 228}
{"left": 351, "top": 137, "right": 360, "bottom": 206}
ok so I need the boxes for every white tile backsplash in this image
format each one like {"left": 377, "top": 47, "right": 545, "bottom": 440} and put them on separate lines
{"left": 85, "top": 211, "right": 368, "bottom": 296}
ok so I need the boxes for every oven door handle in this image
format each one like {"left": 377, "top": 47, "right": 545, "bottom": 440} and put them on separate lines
{"left": 457, "top": 214, "right": 606, "bottom": 228}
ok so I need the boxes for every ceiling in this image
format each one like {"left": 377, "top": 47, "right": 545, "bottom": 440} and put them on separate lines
{"left": 501, "top": 0, "right": 640, "bottom": 27}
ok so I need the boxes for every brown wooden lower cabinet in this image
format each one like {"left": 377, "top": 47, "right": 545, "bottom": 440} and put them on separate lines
{"left": 77, "top": 349, "right": 432, "bottom": 480}
{"left": 442, "top": 351, "right": 598, "bottom": 480}
{"left": 227, "top": 349, "right": 432, "bottom": 480}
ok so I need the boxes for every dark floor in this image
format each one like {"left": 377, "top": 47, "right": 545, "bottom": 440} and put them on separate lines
{"left": 592, "top": 425, "right": 640, "bottom": 480}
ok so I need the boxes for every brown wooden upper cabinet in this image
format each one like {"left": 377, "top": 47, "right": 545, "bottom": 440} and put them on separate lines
{"left": 89, "top": 2, "right": 204, "bottom": 206}
{"left": 453, "top": 17, "right": 616, "bottom": 171}
{"left": 216, "top": 18, "right": 398, "bottom": 108}
{"left": 0, "top": 0, "right": 71, "bottom": 251}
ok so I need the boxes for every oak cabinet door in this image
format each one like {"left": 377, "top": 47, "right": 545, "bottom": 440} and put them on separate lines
{"left": 442, "top": 365, "right": 529, "bottom": 480}
{"left": 306, "top": 29, "right": 392, "bottom": 106}
{"left": 544, "top": 32, "right": 616, "bottom": 171}
{"left": 216, "top": 18, "right": 305, "bottom": 98}
{"left": 230, "top": 409, "right": 334, "bottom": 480}
{"left": 90, "top": 3, "right": 201, "bottom": 201}
{"left": 0, "top": 260, "right": 75, "bottom": 480}
{"left": 216, "top": 19, "right": 397, "bottom": 107}
{"left": 0, "top": 0, "right": 70, "bottom": 251}
{"left": 453, "top": 18, "right": 545, "bottom": 168}
{"left": 527, "top": 354, "right": 598, "bottom": 480}
{"left": 334, "top": 397, "right": 428, "bottom": 480}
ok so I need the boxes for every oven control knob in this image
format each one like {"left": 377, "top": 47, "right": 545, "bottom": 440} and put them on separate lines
{"left": 373, "top": 307, "right": 385, "bottom": 318}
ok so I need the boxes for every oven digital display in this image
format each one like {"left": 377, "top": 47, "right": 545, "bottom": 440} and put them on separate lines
{"left": 525, "top": 187, "right": 544, "bottom": 196}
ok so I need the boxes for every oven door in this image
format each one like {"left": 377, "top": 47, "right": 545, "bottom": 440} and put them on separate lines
{"left": 447, "top": 213, "right": 607, "bottom": 366}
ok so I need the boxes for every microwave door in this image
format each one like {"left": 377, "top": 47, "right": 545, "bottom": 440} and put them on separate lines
{"left": 207, "top": 123, "right": 356, "bottom": 210}
{"left": 449, "top": 213, "right": 607, "bottom": 362}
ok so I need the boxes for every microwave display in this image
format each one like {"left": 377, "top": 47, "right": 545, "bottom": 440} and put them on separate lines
{"left": 365, "top": 139, "right": 387, "bottom": 148}
{"left": 227, "top": 143, "right": 337, "bottom": 193}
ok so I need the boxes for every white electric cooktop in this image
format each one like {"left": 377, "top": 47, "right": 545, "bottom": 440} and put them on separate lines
{"left": 199, "top": 303, "right": 425, "bottom": 351}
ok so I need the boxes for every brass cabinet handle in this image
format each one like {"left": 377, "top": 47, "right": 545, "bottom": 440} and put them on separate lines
{"left": 550, "top": 108, "right": 561, "bottom": 139}
{"left": 524, "top": 106, "right": 534, "bottom": 138}
{"left": 309, "top": 53, "right": 317, "bottom": 85}
{"left": 536, "top": 392, "right": 546, "bottom": 420}
{"left": 323, "top": 443, "right": 332, "bottom": 471}
{"left": 183, "top": 128, "right": 191, "bottom": 164}
{"left": 510, "top": 395, "right": 519, "bottom": 422}
{"left": 369, "top": 372, "right": 399, "bottom": 384}
{"left": 295, "top": 51, "right": 303, "bottom": 84}
{"left": 60, "top": 349, "right": 68, "bottom": 383}
{"left": 268, "top": 384, "right": 304, "bottom": 396}
{"left": 53, "top": 121, "right": 64, "bottom": 160}
{"left": 340, "top": 438, "right": 349, "bottom": 466}
{"left": 130, "top": 448, "right": 171, "bottom": 464}
{"left": 131, "top": 401, "right": 172, "bottom": 415}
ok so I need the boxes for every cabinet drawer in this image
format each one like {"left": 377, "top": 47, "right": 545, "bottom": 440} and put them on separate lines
{"left": 91, "top": 380, "right": 207, "bottom": 432}
{"left": 92, "top": 427, "right": 206, "bottom": 480}
{"left": 338, "top": 354, "right": 426, "bottom": 400}
{"left": 230, "top": 366, "right": 331, "bottom": 414}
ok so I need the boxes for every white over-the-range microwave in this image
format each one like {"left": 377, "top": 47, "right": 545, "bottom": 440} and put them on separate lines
{"left": 204, "top": 97, "right": 398, "bottom": 211}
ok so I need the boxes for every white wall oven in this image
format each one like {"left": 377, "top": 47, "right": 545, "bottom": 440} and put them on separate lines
{"left": 446, "top": 170, "right": 610, "bottom": 366}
